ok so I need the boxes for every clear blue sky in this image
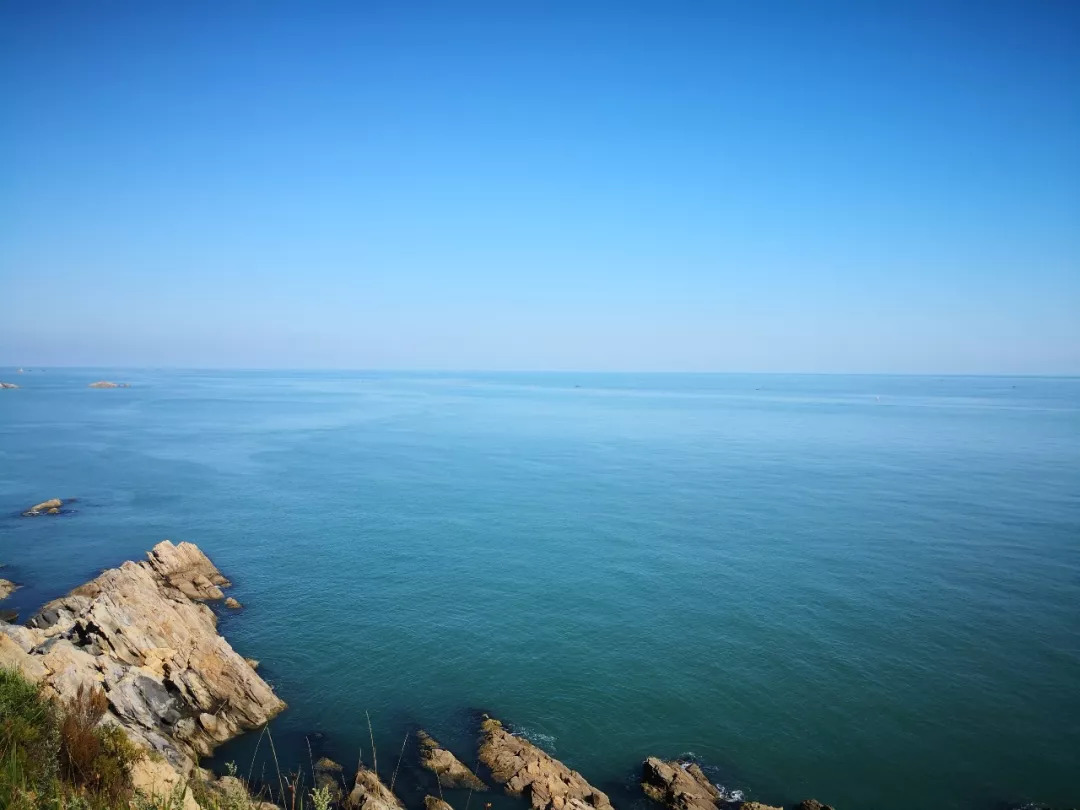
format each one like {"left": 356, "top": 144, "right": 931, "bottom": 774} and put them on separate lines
{"left": 2, "top": 1, "right": 1077, "bottom": 373}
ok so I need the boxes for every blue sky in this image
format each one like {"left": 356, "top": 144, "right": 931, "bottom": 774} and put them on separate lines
{"left": 2, "top": 1, "right": 1078, "bottom": 372}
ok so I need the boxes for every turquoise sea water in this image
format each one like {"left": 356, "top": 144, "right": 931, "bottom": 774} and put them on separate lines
{"left": 1, "top": 371, "right": 1078, "bottom": 810}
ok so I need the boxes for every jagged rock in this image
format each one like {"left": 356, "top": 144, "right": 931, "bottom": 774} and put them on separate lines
{"left": 225, "top": 597, "right": 242, "bottom": 609}
{"left": 478, "top": 716, "right": 611, "bottom": 810}
{"left": 245, "top": 657, "right": 260, "bottom": 670}
{"left": 425, "top": 797, "right": 455, "bottom": 810}
{"left": 0, "top": 381, "right": 19, "bottom": 388}
{"left": 418, "top": 729, "right": 486, "bottom": 791}
{"left": 15, "top": 540, "right": 284, "bottom": 781}
{"left": 736, "top": 804, "right": 781, "bottom": 810}
{"left": 346, "top": 765, "right": 405, "bottom": 810}
{"left": 315, "top": 757, "right": 345, "bottom": 802}
{"left": 795, "top": 801, "right": 835, "bottom": 810}
{"left": 89, "top": 380, "right": 130, "bottom": 388}
{"left": 22, "top": 497, "right": 63, "bottom": 516}
{"left": 0, "top": 578, "right": 17, "bottom": 600}
{"left": 642, "top": 757, "right": 720, "bottom": 810}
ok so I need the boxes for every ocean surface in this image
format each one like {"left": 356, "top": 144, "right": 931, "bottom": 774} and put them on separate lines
{"left": 1, "top": 370, "right": 1078, "bottom": 810}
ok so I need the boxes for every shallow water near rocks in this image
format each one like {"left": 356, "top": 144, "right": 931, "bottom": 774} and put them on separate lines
{"left": 1, "top": 370, "right": 1078, "bottom": 810}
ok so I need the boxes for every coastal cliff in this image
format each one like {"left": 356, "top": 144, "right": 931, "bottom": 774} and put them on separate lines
{"left": 0, "top": 540, "right": 284, "bottom": 808}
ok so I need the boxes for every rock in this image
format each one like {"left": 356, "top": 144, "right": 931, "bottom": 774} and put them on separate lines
{"left": 736, "top": 804, "right": 781, "bottom": 810}
{"left": 0, "top": 578, "right": 18, "bottom": 600}
{"left": 315, "top": 757, "right": 345, "bottom": 802}
{"left": 795, "top": 802, "right": 835, "bottom": 810}
{"left": 418, "top": 729, "right": 486, "bottom": 791}
{"left": 224, "top": 597, "right": 242, "bottom": 609}
{"left": 425, "top": 797, "right": 455, "bottom": 810}
{"left": 89, "top": 380, "right": 130, "bottom": 388}
{"left": 0, "top": 609, "right": 18, "bottom": 623}
{"left": 245, "top": 657, "right": 260, "bottom": 670}
{"left": 20, "top": 540, "right": 285, "bottom": 779}
{"left": 0, "top": 382, "right": 19, "bottom": 388}
{"left": 641, "top": 757, "right": 720, "bottom": 810}
{"left": 478, "top": 716, "right": 611, "bottom": 810}
{"left": 22, "top": 497, "right": 63, "bottom": 516}
{"left": 346, "top": 765, "right": 405, "bottom": 810}
{"left": 144, "top": 539, "right": 232, "bottom": 601}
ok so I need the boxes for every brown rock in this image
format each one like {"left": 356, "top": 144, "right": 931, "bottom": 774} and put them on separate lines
{"left": 418, "top": 729, "right": 486, "bottom": 791}
{"left": 795, "top": 802, "right": 835, "bottom": 810}
{"left": 736, "top": 804, "right": 781, "bottom": 810}
{"left": 315, "top": 757, "right": 345, "bottom": 802}
{"left": 346, "top": 765, "right": 405, "bottom": 810}
{"left": 641, "top": 757, "right": 720, "bottom": 810}
{"left": 225, "top": 597, "right": 242, "bottom": 609}
{"left": 23, "top": 498, "right": 63, "bottom": 516}
{"left": 245, "top": 657, "right": 260, "bottom": 670}
{"left": 478, "top": 716, "right": 612, "bottom": 810}
{"left": 0, "top": 578, "right": 18, "bottom": 600}
{"left": 23, "top": 540, "right": 285, "bottom": 776}
{"left": 425, "top": 797, "right": 455, "bottom": 810}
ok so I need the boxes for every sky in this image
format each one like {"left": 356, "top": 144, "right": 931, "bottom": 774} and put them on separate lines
{"left": 1, "top": 1, "right": 1078, "bottom": 373}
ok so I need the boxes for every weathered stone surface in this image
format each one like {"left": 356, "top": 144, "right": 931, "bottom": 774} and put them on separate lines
{"left": 0, "top": 578, "right": 18, "bottom": 600}
{"left": 23, "top": 497, "right": 63, "bottom": 516}
{"left": 425, "top": 797, "right": 455, "bottom": 810}
{"left": 346, "top": 765, "right": 405, "bottom": 810}
{"left": 225, "top": 597, "right": 242, "bottom": 609}
{"left": 642, "top": 757, "right": 720, "bottom": 810}
{"left": 18, "top": 540, "right": 284, "bottom": 779}
{"left": 418, "top": 729, "right": 486, "bottom": 791}
{"left": 478, "top": 716, "right": 612, "bottom": 810}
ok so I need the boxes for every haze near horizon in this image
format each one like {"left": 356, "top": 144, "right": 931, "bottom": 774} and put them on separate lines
{"left": 2, "top": 1, "right": 1078, "bottom": 373}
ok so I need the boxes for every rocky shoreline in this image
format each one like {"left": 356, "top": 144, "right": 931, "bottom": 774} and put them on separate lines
{"left": 0, "top": 542, "right": 1071, "bottom": 810}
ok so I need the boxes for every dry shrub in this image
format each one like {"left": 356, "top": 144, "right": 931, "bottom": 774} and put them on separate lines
{"left": 59, "top": 682, "right": 143, "bottom": 802}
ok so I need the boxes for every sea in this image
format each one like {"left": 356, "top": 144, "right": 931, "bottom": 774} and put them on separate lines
{"left": 1, "top": 370, "right": 1077, "bottom": 810}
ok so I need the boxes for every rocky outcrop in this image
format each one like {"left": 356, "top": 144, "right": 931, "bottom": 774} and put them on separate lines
{"left": 425, "top": 797, "right": 454, "bottom": 810}
{"left": 346, "top": 765, "right": 405, "bottom": 810}
{"left": 225, "top": 597, "right": 243, "bottom": 609}
{"left": 736, "top": 804, "right": 780, "bottom": 810}
{"left": 314, "top": 757, "right": 345, "bottom": 803}
{"left": 642, "top": 757, "right": 721, "bottom": 810}
{"left": 23, "top": 497, "right": 63, "bottom": 516}
{"left": 478, "top": 716, "right": 612, "bottom": 810}
{"left": 794, "top": 802, "right": 835, "bottom": 810}
{"left": 418, "top": 729, "right": 486, "bottom": 791}
{"left": 0, "top": 578, "right": 18, "bottom": 600}
{"left": 89, "top": 381, "right": 130, "bottom": 388}
{"left": 0, "top": 381, "right": 19, "bottom": 389}
{"left": 0, "top": 540, "right": 285, "bottom": 806}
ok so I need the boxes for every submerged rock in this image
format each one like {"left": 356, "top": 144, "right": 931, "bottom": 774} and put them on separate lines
{"left": 642, "top": 757, "right": 721, "bottom": 810}
{"left": 478, "top": 715, "right": 612, "bottom": 810}
{"left": 2, "top": 540, "right": 284, "bottom": 790}
{"left": 425, "top": 797, "right": 455, "bottom": 810}
{"left": 346, "top": 765, "right": 405, "bottom": 810}
{"left": 418, "top": 729, "right": 486, "bottom": 791}
{"left": 22, "top": 497, "right": 63, "bottom": 516}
